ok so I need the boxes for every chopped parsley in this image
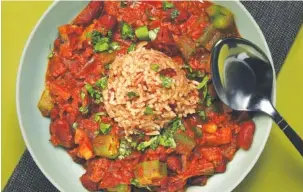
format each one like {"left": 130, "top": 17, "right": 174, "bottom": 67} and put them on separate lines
{"left": 79, "top": 106, "right": 89, "bottom": 114}
{"left": 121, "top": 22, "right": 135, "bottom": 40}
{"left": 197, "top": 76, "right": 210, "bottom": 89}
{"left": 95, "top": 76, "right": 108, "bottom": 89}
{"left": 127, "top": 43, "right": 136, "bottom": 53}
{"left": 171, "top": 9, "right": 180, "bottom": 19}
{"left": 105, "top": 64, "right": 111, "bottom": 70}
{"left": 90, "top": 30, "right": 119, "bottom": 53}
{"left": 127, "top": 91, "right": 139, "bottom": 99}
{"left": 198, "top": 110, "right": 207, "bottom": 120}
{"left": 144, "top": 106, "right": 154, "bottom": 115}
{"left": 160, "top": 75, "right": 173, "bottom": 88}
{"left": 109, "top": 42, "right": 120, "bottom": 51}
{"left": 136, "top": 118, "right": 185, "bottom": 151}
{"left": 118, "top": 139, "right": 133, "bottom": 159}
{"left": 48, "top": 44, "right": 54, "bottom": 59}
{"left": 183, "top": 64, "right": 205, "bottom": 80}
{"left": 163, "top": 1, "right": 174, "bottom": 10}
{"left": 151, "top": 64, "right": 160, "bottom": 72}
{"left": 100, "top": 122, "right": 111, "bottom": 134}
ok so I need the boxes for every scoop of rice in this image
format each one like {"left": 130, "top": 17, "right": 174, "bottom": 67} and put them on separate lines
{"left": 102, "top": 47, "right": 199, "bottom": 135}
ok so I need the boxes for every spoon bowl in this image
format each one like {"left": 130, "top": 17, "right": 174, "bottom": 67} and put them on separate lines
{"left": 211, "top": 37, "right": 303, "bottom": 157}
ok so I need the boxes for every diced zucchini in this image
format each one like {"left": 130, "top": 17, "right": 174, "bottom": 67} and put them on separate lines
{"left": 212, "top": 15, "right": 233, "bottom": 30}
{"left": 135, "top": 26, "right": 150, "bottom": 41}
{"left": 93, "top": 135, "right": 119, "bottom": 159}
{"left": 206, "top": 5, "right": 233, "bottom": 30}
{"left": 174, "top": 132, "right": 196, "bottom": 154}
{"left": 107, "top": 184, "right": 131, "bottom": 192}
{"left": 38, "top": 87, "right": 54, "bottom": 117}
{"left": 175, "top": 35, "right": 196, "bottom": 61}
{"left": 135, "top": 160, "right": 167, "bottom": 185}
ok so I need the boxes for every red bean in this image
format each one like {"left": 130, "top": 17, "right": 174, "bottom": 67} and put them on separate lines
{"left": 159, "top": 68, "right": 177, "bottom": 77}
{"left": 237, "top": 120, "right": 255, "bottom": 150}
{"left": 167, "top": 156, "right": 182, "bottom": 173}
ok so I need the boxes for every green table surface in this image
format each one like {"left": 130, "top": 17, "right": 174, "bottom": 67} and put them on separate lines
{"left": 2, "top": 1, "right": 303, "bottom": 191}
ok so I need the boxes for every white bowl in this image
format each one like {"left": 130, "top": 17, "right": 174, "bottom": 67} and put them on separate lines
{"left": 16, "top": 1, "right": 275, "bottom": 192}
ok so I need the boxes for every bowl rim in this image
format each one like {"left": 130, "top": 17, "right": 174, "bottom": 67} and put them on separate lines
{"left": 16, "top": 1, "right": 275, "bottom": 192}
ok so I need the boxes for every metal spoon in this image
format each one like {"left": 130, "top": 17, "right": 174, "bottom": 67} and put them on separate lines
{"left": 211, "top": 37, "right": 303, "bottom": 157}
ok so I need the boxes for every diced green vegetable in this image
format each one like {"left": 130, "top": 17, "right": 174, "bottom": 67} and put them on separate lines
{"left": 144, "top": 106, "right": 154, "bottom": 115}
{"left": 127, "top": 43, "right": 136, "bottom": 53}
{"left": 121, "top": 22, "right": 135, "bottom": 40}
{"left": 148, "top": 27, "right": 160, "bottom": 41}
{"left": 150, "top": 64, "right": 160, "bottom": 72}
{"left": 38, "top": 88, "right": 54, "bottom": 117}
{"left": 206, "top": 5, "right": 233, "bottom": 29}
{"left": 107, "top": 184, "right": 131, "bottom": 192}
{"left": 197, "top": 76, "right": 210, "bottom": 89}
{"left": 135, "top": 160, "right": 167, "bottom": 185}
{"left": 135, "top": 26, "right": 150, "bottom": 41}
{"left": 175, "top": 35, "right": 196, "bottom": 61}
{"left": 196, "top": 25, "right": 216, "bottom": 48}
{"left": 171, "top": 9, "right": 180, "bottom": 19}
{"left": 100, "top": 122, "right": 111, "bottom": 134}
{"left": 174, "top": 132, "right": 196, "bottom": 154}
{"left": 93, "top": 135, "right": 119, "bottom": 159}
{"left": 212, "top": 15, "right": 233, "bottom": 29}
{"left": 206, "top": 5, "right": 221, "bottom": 17}
{"left": 94, "top": 42, "right": 109, "bottom": 52}
{"left": 95, "top": 76, "right": 108, "bottom": 89}
{"left": 163, "top": 1, "right": 174, "bottom": 10}
{"left": 160, "top": 75, "right": 173, "bottom": 88}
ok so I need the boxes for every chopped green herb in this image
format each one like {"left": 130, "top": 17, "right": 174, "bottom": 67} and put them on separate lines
{"left": 121, "top": 22, "right": 134, "bottom": 40}
{"left": 127, "top": 43, "right": 136, "bottom": 53}
{"left": 136, "top": 118, "right": 185, "bottom": 151}
{"left": 163, "top": 1, "right": 174, "bottom": 10}
{"left": 160, "top": 75, "right": 173, "bottom": 88}
{"left": 198, "top": 110, "right": 207, "bottom": 120}
{"left": 183, "top": 64, "right": 205, "bottom": 80}
{"left": 95, "top": 76, "right": 108, "bottom": 89}
{"left": 100, "top": 122, "right": 112, "bottom": 134}
{"left": 109, "top": 42, "right": 120, "bottom": 51}
{"left": 48, "top": 51, "right": 54, "bottom": 59}
{"left": 205, "top": 96, "right": 212, "bottom": 107}
{"left": 85, "top": 84, "right": 95, "bottom": 97}
{"left": 137, "top": 136, "right": 159, "bottom": 151}
{"left": 151, "top": 64, "right": 160, "bottom": 72}
{"left": 107, "top": 30, "right": 113, "bottom": 38}
{"left": 144, "top": 106, "right": 154, "bottom": 115}
{"left": 80, "top": 91, "right": 86, "bottom": 100}
{"left": 79, "top": 106, "right": 89, "bottom": 114}
{"left": 72, "top": 122, "right": 78, "bottom": 129}
{"left": 105, "top": 64, "right": 111, "bottom": 70}
{"left": 86, "top": 32, "right": 92, "bottom": 38}
{"left": 148, "top": 27, "right": 160, "bottom": 41}
{"left": 171, "top": 9, "right": 180, "bottom": 19}
{"left": 118, "top": 139, "right": 133, "bottom": 159}
{"left": 120, "top": 1, "right": 128, "bottom": 8}
{"left": 127, "top": 91, "right": 139, "bottom": 99}
{"left": 197, "top": 76, "right": 210, "bottom": 89}
{"left": 203, "top": 86, "right": 208, "bottom": 98}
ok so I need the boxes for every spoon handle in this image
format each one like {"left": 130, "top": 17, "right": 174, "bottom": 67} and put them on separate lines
{"left": 272, "top": 112, "right": 303, "bottom": 157}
